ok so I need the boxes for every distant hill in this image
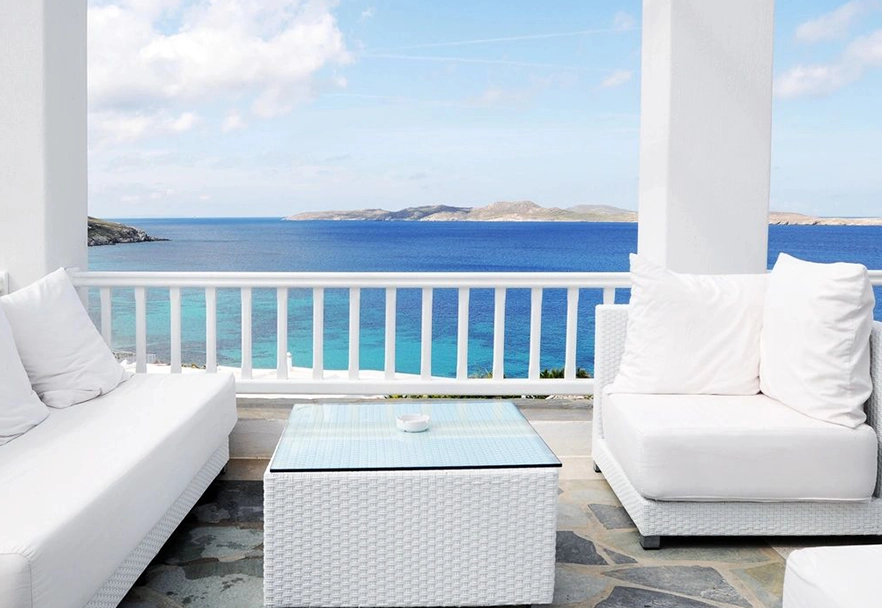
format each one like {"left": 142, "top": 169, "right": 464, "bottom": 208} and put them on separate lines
{"left": 286, "top": 201, "right": 638, "bottom": 222}
{"left": 285, "top": 201, "right": 882, "bottom": 226}
{"left": 768, "top": 212, "right": 882, "bottom": 226}
{"left": 88, "top": 218, "right": 169, "bottom": 247}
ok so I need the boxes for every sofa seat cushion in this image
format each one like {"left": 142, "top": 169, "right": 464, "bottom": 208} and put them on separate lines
{"left": 784, "top": 545, "right": 882, "bottom": 608}
{"left": 0, "top": 374, "right": 237, "bottom": 608}
{"left": 602, "top": 392, "right": 877, "bottom": 501}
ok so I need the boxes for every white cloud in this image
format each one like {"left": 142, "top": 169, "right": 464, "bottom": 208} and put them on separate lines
{"left": 221, "top": 110, "right": 246, "bottom": 132}
{"left": 612, "top": 11, "right": 635, "bottom": 31}
{"left": 795, "top": 1, "right": 869, "bottom": 43}
{"left": 360, "top": 6, "right": 374, "bottom": 20}
{"left": 90, "top": 110, "right": 201, "bottom": 144}
{"left": 774, "top": 64, "right": 858, "bottom": 98}
{"left": 600, "top": 70, "right": 632, "bottom": 88}
{"left": 776, "top": 28, "right": 882, "bottom": 98}
{"left": 847, "top": 28, "right": 882, "bottom": 64}
{"left": 88, "top": 0, "right": 351, "bottom": 141}
{"left": 170, "top": 112, "right": 199, "bottom": 132}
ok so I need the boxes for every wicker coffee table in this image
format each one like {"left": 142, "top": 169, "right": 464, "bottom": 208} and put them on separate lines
{"left": 263, "top": 401, "right": 561, "bottom": 607}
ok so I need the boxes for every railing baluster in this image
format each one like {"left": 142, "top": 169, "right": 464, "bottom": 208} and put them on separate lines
{"left": 169, "top": 287, "right": 182, "bottom": 374}
{"left": 565, "top": 287, "right": 579, "bottom": 380}
{"left": 603, "top": 287, "right": 616, "bottom": 304}
{"left": 99, "top": 287, "right": 112, "bottom": 347}
{"left": 241, "top": 287, "right": 252, "bottom": 380}
{"left": 456, "top": 287, "right": 469, "bottom": 380}
{"left": 384, "top": 287, "right": 396, "bottom": 379}
{"left": 313, "top": 287, "right": 324, "bottom": 380}
{"left": 135, "top": 287, "right": 146, "bottom": 374}
{"left": 276, "top": 288, "right": 288, "bottom": 380}
{"left": 421, "top": 287, "right": 433, "bottom": 380}
{"left": 528, "top": 288, "right": 543, "bottom": 380}
{"left": 205, "top": 287, "right": 217, "bottom": 373}
{"left": 348, "top": 287, "right": 361, "bottom": 380}
{"left": 493, "top": 287, "right": 506, "bottom": 379}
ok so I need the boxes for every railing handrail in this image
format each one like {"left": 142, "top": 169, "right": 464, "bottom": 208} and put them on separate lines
{"left": 73, "top": 269, "right": 882, "bottom": 287}
{"left": 71, "top": 270, "right": 632, "bottom": 289}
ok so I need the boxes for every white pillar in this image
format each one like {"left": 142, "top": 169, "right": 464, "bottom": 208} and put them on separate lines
{"left": 0, "top": 0, "right": 87, "bottom": 292}
{"left": 637, "top": 0, "right": 775, "bottom": 274}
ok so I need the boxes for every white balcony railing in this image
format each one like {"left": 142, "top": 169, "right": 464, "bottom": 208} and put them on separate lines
{"left": 0, "top": 268, "right": 870, "bottom": 396}
{"left": 69, "top": 271, "right": 632, "bottom": 395}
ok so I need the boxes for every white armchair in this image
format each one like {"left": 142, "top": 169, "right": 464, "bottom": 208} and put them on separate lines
{"left": 592, "top": 304, "right": 882, "bottom": 549}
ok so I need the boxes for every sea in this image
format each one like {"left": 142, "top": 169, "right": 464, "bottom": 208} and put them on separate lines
{"left": 88, "top": 219, "right": 882, "bottom": 378}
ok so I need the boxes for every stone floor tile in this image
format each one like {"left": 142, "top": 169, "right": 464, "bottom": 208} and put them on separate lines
{"left": 162, "top": 526, "right": 264, "bottom": 565}
{"left": 191, "top": 480, "right": 264, "bottom": 525}
{"left": 560, "top": 456, "right": 603, "bottom": 481}
{"left": 139, "top": 560, "right": 264, "bottom": 608}
{"left": 558, "top": 480, "right": 621, "bottom": 506}
{"left": 604, "top": 565, "right": 751, "bottom": 607}
{"left": 733, "top": 563, "right": 786, "bottom": 608}
{"left": 117, "top": 586, "right": 186, "bottom": 608}
{"left": 550, "top": 564, "right": 612, "bottom": 605}
{"left": 588, "top": 504, "right": 635, "bottom": 530}
{"left": 557, "top": 501, "right": 595, "bottom": 529}
{"left": 556, "top": 531, "right": 608, "bottom": 566}
{"left": 596, "top": 586, "right": 721, "bottom": 607}
{"left": 221, "top": 458, "right": 269, "bottom": 481}
{"left": 600, "top": 547, "right": 637, "bottom": 565}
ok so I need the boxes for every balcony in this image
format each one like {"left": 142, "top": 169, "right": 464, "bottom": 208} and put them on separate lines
{"left": 3, "top": 1, "right": 881, "bottom": 607}
{"left": 50, "top": 269, "right": 879, "bottom": 607}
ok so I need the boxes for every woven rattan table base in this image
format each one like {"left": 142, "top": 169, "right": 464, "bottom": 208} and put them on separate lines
{"left": 264, "top": 466, "right": 558, "bottom": 607}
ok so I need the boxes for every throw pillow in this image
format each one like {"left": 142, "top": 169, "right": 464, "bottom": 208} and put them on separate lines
{"left": 760, "top": 253, "right": 875, "bottom": 428}
{"left": 0, "top": 306, "right": 48, "bottom": 445}
{"left": 609, "top": 254, "right": 768, "bottom": 395}
{"left": 0, "top": 268, "right": 129, "bottom": 408}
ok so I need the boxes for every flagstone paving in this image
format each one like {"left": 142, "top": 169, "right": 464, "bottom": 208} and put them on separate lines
{"left": 119, "top": 476, "right": 786, "bottom": 608}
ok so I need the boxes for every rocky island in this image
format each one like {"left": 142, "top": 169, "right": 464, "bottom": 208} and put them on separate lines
{"left": 88, "top": 218, "right": 169, "bottom": 247}
{"left": 286, "top": 201, "right": 638, "bottom": 222}
{"left": 286, "top": 201, "right": 882, "bottom": 226}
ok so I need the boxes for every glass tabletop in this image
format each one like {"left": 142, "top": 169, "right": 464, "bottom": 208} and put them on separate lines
{"left": 269, "top": 401, "right": 561, "bottom": 472}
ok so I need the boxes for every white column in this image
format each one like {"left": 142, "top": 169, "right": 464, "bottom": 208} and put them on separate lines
{"left": 637, "top": 0, "right": 775, "bottom": 274}
{"left": 0, "top": 0, "right": 87, "bottom": 291}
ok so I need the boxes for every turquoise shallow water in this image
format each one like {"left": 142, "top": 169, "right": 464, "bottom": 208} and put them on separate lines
{"left": 87, "top": 220, "right": 882, "bottom": 377}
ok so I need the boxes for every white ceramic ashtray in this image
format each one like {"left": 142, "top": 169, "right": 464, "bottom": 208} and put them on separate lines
{"left": 396, "top": 413, "right": 430, "bottom": 433}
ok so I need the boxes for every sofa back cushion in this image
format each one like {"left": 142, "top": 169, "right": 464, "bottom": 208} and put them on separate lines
{"left": 760, "top": 253, "right": 875, "bottom": 428}
{"left": 609, "top": 254, "right": 768, "bottom": 395}
{"left": 0, "top": 307, "right": 48, "bottom": 445}
{"left": 0, "top": 268, "right": 129, "bottom": 408}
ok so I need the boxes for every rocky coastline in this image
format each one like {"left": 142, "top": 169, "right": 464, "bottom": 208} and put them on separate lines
{"left": 88, "top": 218, "right": 169, "bottom": 247}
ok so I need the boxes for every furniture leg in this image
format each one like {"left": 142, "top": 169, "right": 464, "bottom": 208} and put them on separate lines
{"left": 639, "top": 535, "right": 661, "bottom": 550}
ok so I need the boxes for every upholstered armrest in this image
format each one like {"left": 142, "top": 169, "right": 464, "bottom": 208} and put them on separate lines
{"left": 593, "top": 305, "right": 630, "bottom": 441}
{"left": 869, "top": 322, "right": 882, "bottom": 497}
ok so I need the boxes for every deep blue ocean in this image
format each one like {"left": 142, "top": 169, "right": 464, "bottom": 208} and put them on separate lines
{"left": 88, "top": 220, "right": 882, "bottom": 377}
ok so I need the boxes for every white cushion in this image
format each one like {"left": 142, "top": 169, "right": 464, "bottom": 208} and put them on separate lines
{"left": 784, "top": 545, "right": 882, "bottom": 608}
{"left": 609, "top": 254, "right": 768, "bottom": 395}
{"left": 602, "top": 391, "right": 878, "bottom": 501}
{"left": 761, "top": 253, "right": 875, "bottom": 428}
{"left": 0, "top": 307, "right": 48, "bottom": 445}
{"left": 0, "top": 373, "right": 237, "bottom": 608}
{"left": 0, "top": 268, "right": 129, "bottom": 408}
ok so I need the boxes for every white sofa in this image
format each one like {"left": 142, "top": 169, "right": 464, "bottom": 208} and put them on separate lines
{"left": 783, "top": 544, "right": 882, "bottom": 607}
{"left": 0, "top": 373, "right": 237, "bottom": 608}
{"left": 592, "top": 304, "right": 882, "bottom": 549}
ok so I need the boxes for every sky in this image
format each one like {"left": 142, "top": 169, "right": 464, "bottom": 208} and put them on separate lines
{"left": 86, "top": 0, "right": 882, "bottom": 218}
